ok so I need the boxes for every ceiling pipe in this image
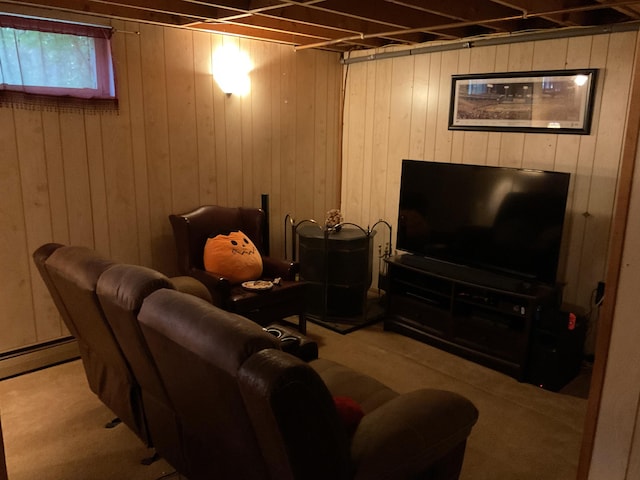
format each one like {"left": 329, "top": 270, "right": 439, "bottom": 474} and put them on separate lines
{"left": 340, "top": 21, "right": 640, "bottom": 65}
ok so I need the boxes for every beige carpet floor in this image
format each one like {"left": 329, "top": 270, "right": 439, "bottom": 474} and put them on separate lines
{"left": 0, "top": 321, "right": 588, "bottom": 480}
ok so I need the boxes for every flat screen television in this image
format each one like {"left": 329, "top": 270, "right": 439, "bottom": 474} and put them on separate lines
{"left": 397, "top": 160, "right": 570, "bottom": 286}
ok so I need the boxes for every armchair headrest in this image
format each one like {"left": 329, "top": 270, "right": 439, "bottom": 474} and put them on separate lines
{"left": 169, "top": 205, "right": 266, "bottom": 273}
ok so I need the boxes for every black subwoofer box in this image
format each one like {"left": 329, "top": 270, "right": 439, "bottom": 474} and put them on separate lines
{"left": 527, "top": 307, "right": 587, "bottom": 391}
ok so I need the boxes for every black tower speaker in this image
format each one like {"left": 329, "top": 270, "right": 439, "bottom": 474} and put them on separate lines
{"left": 527, "top": 306, "right": 586, "bottom": 391}
{"left": 261, "top": 193, "right": 269, "bottom": 256}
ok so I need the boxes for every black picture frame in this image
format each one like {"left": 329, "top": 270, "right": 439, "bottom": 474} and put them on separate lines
{"left": 448, "top": 69, "right": 598, "bottom": 134}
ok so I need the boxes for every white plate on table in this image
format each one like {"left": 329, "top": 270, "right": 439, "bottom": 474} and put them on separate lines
{"left": 241, "top": 280, "right": 274, "bottom": 291}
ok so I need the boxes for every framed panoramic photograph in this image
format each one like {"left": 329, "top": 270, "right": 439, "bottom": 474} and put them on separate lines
{"left": 448, "top": 69, "right": 598, "bottom": 134}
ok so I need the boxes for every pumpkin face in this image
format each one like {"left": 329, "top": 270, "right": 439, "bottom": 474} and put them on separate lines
{"left": 203, "top": 230, "right": 263, "bottom": 284}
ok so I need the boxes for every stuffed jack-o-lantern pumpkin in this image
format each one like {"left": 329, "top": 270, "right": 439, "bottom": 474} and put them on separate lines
{"left": 203, "top": 230, "right": 263, "bottom": 284}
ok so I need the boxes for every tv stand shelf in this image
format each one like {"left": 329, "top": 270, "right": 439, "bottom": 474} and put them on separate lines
{"left": 384, "top": 255, "right": 559, "bottom": 380}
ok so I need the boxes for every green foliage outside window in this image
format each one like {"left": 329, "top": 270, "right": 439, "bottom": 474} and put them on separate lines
{"left": 0, "top": 27, "right": 98, "bottom": 89}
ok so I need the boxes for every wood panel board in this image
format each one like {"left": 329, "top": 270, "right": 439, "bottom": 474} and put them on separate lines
{"left": 359, "top": 59, "right": 377, "bottom": 226}
{"left": 324, "top": 51, "right": 342, "bottom": 220}
{"left": 239, "top": 38, "right": 255, "bottom": 209}
{"left": 294, "top": 50, "right": 317, "bottom": 220}
{"left": 165, "top": 26, "right": 200, "bottom": 215}
{"left": 371, "top": 59, "right": 394, "bottom": 225}
{"left": 408, "top": 54, "right": 430, "bottom": 161}
{"left": 578, "top": 31, "right": 635, "bottom": 306}
{"left": 139, "top": 23, "right": 173, "bottom": 274}
{"left": 423, "top": 51, "right": 442, "bottom": 162}
{"left": 41, "top": 111, "right": 70, "bottom": 246}
{"left": 0, "top": 108, "right": 37, "bottom": 350}
{"left": 434, "top": 50, "right": 458, "bottom": 164}
{"left": 124, "top": 21, "right": 153, "bottom": 267}
{"left": 342, "top": 58, "right": 367, "bottom": 224}
{"left": 556, "top": 35, "right": 597, "bottom": 305}
{"left": 102, "top": 19, "right": 139, "bottom": 264}
{"left": 83, "top": 113, "right": 109, "bottom": 256}
{"left": 193, "top": 30, "right": 217, "bottom": 207}
{"left": 279, "top": 47, "right": 297, "bottom": 224}
{"left": 13, "top": 109, "right": 59, "bottom": 342}
{"left": 268, "top": 44, "right": 284, "bottom": 255}
{"left": 250, "top": 40, "right": 273, "bottom": 220}
{"left": 312, "top": 52, "right": 330, "bottom": 222}
{"left": 59, "top": 113, "right": 94, "bottom": 248}
{"left": 40, "top": 110, "right": 70, "bottom": 337}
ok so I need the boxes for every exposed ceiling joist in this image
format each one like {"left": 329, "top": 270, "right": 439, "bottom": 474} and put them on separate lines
{"left": 1, "top": 0, "right": 639, "bottom": 52}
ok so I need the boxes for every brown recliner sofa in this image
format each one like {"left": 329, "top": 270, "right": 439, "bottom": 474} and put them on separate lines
{"left": 34, "top": 243, "right": 478, "bottom": 478}
{"left": 139, "top": 287, "right": 479, "bottom": 480}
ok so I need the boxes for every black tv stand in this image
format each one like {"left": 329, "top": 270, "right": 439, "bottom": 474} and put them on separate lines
{"left": 384, "top": 255, "right": 560, "bottom": 380}
{"left": 395, "top": 254, "right": 537, "bottom": 294}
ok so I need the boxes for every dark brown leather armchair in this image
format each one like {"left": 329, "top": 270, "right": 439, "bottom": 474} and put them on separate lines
{"left": 169, "top": 205, "right": 308, "bottom": 333}
{"left": 138, "top": 288, "right": 479, "bottom": 480}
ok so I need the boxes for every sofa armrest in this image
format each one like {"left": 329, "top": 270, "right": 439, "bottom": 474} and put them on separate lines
{"left": 262, "top": 257, "right": 298, "bottom": 280}
{"left": 169, "top": 276, "right": 213, "bottom": 303}
{"left": 351, "top": 389, "right": 478, "bottom": 480}
{"left": 186, "top": 268, "right": 232, "bottom": 306}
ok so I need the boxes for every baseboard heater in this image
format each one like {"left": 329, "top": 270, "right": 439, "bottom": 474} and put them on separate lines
{"left": 0, "top": 337, "right": 79, "bottom": 381}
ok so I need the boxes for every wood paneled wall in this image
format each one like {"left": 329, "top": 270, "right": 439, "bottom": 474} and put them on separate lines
{"left": 341, "top": 31, "right": 637, "bottom": 314}
{"left": 0, "top": 17, "right": 342, "bottom": 353}
{"left": 590, "top": 126, "right": 640, "bottom": 478}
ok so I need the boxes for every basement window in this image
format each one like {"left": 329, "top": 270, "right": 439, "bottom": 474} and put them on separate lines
{"left": 0, "top": 14, "right": 117, "bottom": 112}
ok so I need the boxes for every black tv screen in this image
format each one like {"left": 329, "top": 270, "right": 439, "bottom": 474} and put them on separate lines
{"left": 397, "top": 160, "right": 570, "bottom": 285}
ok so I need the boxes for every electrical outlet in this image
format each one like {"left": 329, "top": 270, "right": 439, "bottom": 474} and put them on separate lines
{"left": 596, "top": 281, "right": 605, "bottom": 305}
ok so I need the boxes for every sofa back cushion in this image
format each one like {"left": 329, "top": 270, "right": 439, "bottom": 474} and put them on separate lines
{"left": 33, "top": 243, "right": 77, "bottom": 337}
{"left": 138, "top": 288, "right": 280, "bottom": 480}
{"left": 96, "top": 264, "right": 189, "bottom": 472}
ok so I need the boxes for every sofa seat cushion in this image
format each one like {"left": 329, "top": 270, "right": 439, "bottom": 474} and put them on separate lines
{"left": 350, "top": 389, "right": 479, "bottom": 480}
{"left": 310, "top": 358, "right": 398, "bottom": 414}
